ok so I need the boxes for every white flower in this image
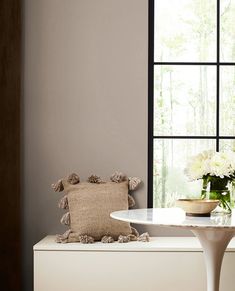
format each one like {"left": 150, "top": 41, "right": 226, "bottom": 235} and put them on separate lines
{"left": 184, "top": 151, "right": 211, "bottom": 181}
{"left": 210, "top": 151, "right": 235, "bottom": 178}
{"left": 200, "top": 150, "right": 214, "bottom": 160}
{"left": 185, "top": 150, "right": 235, "bottom": 181}
{"left": 209, "top": 152, "right": 229, "bottom": 178}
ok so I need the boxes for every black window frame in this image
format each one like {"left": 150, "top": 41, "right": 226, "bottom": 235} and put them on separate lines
{"left": 148, "top": 0, "right": 235, "bottom": 208}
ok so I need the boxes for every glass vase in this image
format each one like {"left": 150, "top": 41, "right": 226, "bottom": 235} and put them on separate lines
{"left": 201, "top": 176, "right": 233, "bottom": 214}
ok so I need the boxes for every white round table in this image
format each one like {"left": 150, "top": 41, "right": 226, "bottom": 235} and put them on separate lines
{"left": 111, "top": 208, "right": 235, "bottom": 291}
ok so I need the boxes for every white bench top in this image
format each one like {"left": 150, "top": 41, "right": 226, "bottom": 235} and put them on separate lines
{"left": 34, "top": 235, "right": 235, "bottom": 252}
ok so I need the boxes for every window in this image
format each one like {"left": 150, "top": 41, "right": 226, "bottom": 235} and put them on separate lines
{"left": 148, "top": 0, "right": 235, "bottom": 208}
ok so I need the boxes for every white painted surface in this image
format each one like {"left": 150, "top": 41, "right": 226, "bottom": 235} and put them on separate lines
{"left": 34, "top": 236, "right": 235, "bottom": 291}
{"left": 34, "top": 235, "right": 235, "bottom": 252}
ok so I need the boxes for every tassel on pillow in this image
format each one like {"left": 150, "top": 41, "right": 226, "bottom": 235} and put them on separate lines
{"left": 79, "top": 235, "right": 95, "bottom": 244}
{"left": 110, "top": 171, "right": 127, "bottom": 183}
{"left": 128, "top": 194, "right": 135, "bottom": 208}
{"left": 87, "top": 175, "right": 104, "bottom": 184}
{"left": 67, "top": 173, "right": 80, "bottom": 185}
{"left": 118, "top": 235, "right": 131, "bottom": 243}
{"left": 101, "top": 235, "right": 114, "bottom": 243}
{"left": 60, "top": 212, "right": 70, "bottom": 226}
{"left": 128, "top": 177, "right": 141, "bottom": 191}
{"left": 137, "top": 232, "right": 150, "bottom": 242}
{"left": 51, "top": 179, "right": 64, "bottom": 192}
{"left": 131, "top": 226, "right": 139, "bottom": 237}
{"left": 58, "top": 195, "right": 68, "bottom": 209}
{"left": 56, "top": 229, "right": 72, "bottom": 243}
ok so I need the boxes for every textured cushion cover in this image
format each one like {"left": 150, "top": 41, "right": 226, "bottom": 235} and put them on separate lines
{"left": 63, "top": 180, "right": 131, "bottom": 240}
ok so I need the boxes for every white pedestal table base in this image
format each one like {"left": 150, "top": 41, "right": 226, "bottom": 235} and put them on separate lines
{"left": 192, "top": 228, "right": 235, "bottom": 291}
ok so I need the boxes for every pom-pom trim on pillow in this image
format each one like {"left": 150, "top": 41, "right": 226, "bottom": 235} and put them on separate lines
{"left": 87, "top": 175, "right": 104, "bottom": 184}
{"left": 110, "top": 171, "right": 127, "bottom": 183}
{"left": 60, "top": 212, "right": 70, "bottom": 226}
{"left": 58, "top": 195, "right": 68, "bottom": 209}
{"left": 128, "top": 177, "right": 142, "bottom": 191}
{"left": 128, "top": 194, "right": 135, "bottom": 208}
{"left": 67, "top": 173, "right": 80, "bottom": 185}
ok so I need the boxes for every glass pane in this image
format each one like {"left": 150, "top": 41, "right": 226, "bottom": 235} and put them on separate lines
{"left": 154, "top": 66, "right": 216, "bottom": 136}
{"left": 220, "top": 139, "right": 235, "bottom": 151}
{"left": 154, "top": 0, "right": 216, "bottom": 62}
{"left": 220, "top": 66, "right": 235, "bottom": 136}
{"left": 153, "top": 139, "right": 215, "bottom": 208}
{"left": 221, "top": 0, "right": 235, "bottom": 62}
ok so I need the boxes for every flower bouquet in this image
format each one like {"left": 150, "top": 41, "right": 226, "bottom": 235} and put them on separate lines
{"left": 185, "top": 150, "right": 235, "bottom": 213}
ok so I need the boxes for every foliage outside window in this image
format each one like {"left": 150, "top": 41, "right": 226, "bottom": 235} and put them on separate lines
{"left": 149, "top": 0, "right": 235, "bottom": 208}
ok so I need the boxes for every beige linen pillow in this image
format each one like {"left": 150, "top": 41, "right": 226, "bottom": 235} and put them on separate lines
{"left": 65, "top": 180, "right": 131, "bottom": 240}
{"left": 52, "top": 172, "right": 149, "bottom": 243}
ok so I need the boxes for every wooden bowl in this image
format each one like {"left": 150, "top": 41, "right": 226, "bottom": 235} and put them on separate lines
{"left": 175, "top": 199, "right": 220, "bottom": 216}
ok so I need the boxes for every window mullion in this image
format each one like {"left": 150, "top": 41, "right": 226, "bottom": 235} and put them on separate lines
{"left": 148, "top": 0, "right": 154, "bottom": 208}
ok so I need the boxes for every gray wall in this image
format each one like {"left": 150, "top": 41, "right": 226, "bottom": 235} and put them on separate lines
{"left": 22, "top": 0, "right": 190, "bottom": 290}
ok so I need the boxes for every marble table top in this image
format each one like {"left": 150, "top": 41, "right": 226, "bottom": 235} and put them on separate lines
{"left": 111, "top": 208, "right": 235, "bottom": 229}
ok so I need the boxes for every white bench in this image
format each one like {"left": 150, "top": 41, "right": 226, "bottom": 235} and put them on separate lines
{"left": 34, "top": 236, "right": 235, "bottom": 291}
